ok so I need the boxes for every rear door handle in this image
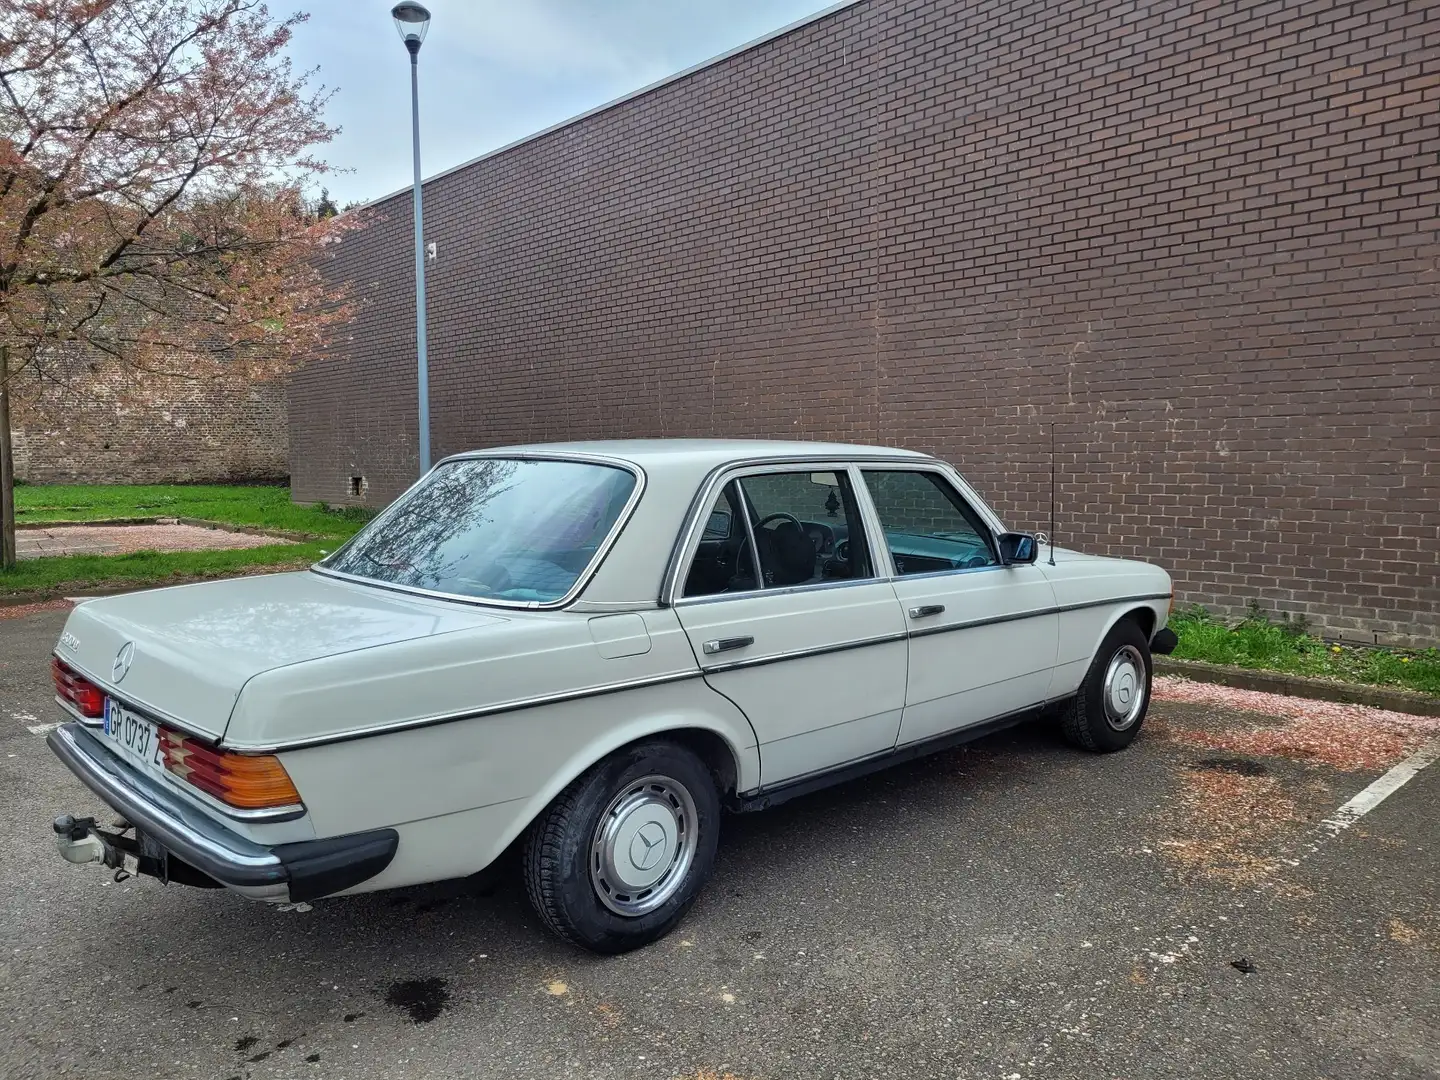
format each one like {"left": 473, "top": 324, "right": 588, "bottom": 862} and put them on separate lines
{"left": 703, "top": 635, "right": 755, "bottom": 655}
{"left": 907, "top": 604, "right": 946, "bottom": 619}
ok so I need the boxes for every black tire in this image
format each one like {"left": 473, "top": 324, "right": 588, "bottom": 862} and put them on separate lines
{"left": 1059, "top": 618, "right": 1153, "bottom": 753}
{"left": 522, "top": 740, "right": 720, "bottom": 954}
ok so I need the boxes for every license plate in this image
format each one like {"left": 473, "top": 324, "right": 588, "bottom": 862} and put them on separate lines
{"left": 103, "top": 699, "right": 166, "bottom": 778}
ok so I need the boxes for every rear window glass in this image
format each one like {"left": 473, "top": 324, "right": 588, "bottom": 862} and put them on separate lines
{"left": 323, "top": 458, "right": 639, "bottom": 603}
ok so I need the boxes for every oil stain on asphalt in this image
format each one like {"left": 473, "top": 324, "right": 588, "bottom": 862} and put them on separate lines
{"left": 384, "top": 977, "right": 450, "bottom": 1024}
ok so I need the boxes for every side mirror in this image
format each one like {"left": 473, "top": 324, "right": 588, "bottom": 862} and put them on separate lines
{"left": 998, "top": 532, "right": 1038, "bottom": 565}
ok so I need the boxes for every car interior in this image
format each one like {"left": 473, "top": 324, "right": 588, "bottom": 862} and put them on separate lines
{"left": 682, "top": 471, "right": 873, "bottom": 597}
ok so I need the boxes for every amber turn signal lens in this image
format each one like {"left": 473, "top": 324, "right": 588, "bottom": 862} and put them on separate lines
{"left": 162, "top": 733, "right": 301, "bottom": 810}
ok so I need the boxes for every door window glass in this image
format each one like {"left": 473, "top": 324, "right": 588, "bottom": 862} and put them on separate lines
{"left": 680, "top": 471, "right": 872, "bottom": 597}
{"left": 683, "top": 482, "right": 747, "bottom": 597}
{"left": 861, "top": 470, "right": 998, "bottom": 576}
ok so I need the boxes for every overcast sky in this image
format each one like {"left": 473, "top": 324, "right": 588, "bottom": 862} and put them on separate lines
{"left": 287, "top": 1, "right": 842, "bottom": 206}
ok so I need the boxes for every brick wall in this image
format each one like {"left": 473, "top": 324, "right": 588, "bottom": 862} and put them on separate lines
{"left": 16, "top": 378, "right": 288, "bottom": 484}
{"left": 291, "top": 0, "right": 1440, "bottom": 646}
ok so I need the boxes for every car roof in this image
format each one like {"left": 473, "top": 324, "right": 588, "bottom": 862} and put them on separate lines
{"left": 450, "top": 438, "right": 933, "bottom": 472}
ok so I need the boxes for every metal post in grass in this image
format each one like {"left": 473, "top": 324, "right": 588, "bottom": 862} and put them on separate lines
{"left": 393, "top": 1, "right": 433, "bottom": 476}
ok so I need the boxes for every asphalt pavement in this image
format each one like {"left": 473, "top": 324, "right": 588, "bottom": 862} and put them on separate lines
{"left": 2, "top": 607, "right": 1436, "bottom": 1080}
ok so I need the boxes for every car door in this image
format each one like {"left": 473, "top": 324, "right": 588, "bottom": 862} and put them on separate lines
{"left": 858, "top": 466, "right": 1059, "bottom": 747}
{"left": 671, "top": 464, "right": 909, "bottom": 787}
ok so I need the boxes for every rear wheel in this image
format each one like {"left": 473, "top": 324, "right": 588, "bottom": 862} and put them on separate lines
{"left": 523, "top": 740, "right": 719, "bottom": 954}
{"left": 1059, "top": 619, "right": 1152, "bottom": 752}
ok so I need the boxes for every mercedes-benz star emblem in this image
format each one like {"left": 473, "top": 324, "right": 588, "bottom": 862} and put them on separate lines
{"left": 112, "top": 641, "right": 136, "bottom": 684}
{"left": 629, "top": 822, "right": 668, "bottom": 872}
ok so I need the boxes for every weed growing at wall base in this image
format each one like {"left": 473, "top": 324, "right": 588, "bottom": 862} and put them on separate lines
{"left": 1172, "top": 608, "right": 1440, "bottom": 697}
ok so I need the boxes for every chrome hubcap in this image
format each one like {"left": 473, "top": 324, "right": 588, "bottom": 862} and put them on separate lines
{"left": 1102, "top": 644, "right": 1147, "bottom": 731}
{"left": 590, "top": 775, "right": 697, "bottom": 917}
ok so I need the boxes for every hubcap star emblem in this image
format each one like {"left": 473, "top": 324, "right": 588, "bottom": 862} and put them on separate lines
{"left": 629, "top": 822, "right": 668, "bottom": 871}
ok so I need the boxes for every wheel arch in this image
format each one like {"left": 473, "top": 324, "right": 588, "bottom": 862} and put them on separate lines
{"left": 475, "top": 709, "right": 758, "bottom": 877}
{"left": 1087, "top": 601, "right": 1165, "bottom": 658}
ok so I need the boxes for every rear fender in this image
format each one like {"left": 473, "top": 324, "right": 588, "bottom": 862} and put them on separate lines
{"left": 277, "top": 677, "right": 759, "bottom": 882}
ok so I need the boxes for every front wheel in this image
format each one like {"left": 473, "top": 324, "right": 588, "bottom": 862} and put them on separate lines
{"left": 523, "top": 741, "right": 720, "bottom": 954}
{"left": 1059, "top": 619, "right": 1153, "bottom": 752}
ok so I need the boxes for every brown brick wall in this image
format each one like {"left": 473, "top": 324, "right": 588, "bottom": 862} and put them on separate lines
{"left": 16, "top": 378, "right": 288, "bottom": 484}
{"left": 291, "top": 0, "right": 1440, "bottom": 646}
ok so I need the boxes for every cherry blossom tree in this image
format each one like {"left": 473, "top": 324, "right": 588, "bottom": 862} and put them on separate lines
{"left": 0, "top": 0, "right": 357, "bottom": 568}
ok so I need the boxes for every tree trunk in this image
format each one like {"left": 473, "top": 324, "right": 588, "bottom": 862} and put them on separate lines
{"left": 0, "top": 345, "right": 15, "bottom": 571}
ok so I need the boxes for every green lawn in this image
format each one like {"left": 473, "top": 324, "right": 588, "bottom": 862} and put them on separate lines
{"left": 1171, "top": 607, "right": 1440, "bottom": 697}
{"left": 2, "top": 484, "right": 371, "bottom": 598}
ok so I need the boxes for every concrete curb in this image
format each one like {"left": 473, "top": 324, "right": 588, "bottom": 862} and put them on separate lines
{"left": 16, "top": 517, "right": 162, "bottom": 529}
{"left": 1155, "top": 657, "right": 1440, "bottom": 718}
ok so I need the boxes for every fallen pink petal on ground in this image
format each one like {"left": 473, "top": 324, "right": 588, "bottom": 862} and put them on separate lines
{"left": 1154, "top": 674, "right": 1439, "bottom": 771}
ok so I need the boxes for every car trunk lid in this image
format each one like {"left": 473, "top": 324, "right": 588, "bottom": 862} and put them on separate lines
{"left": 56, "top": 571, "right": 508, "bottom": 740}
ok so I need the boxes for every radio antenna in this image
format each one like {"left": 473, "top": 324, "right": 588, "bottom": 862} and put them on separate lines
{"left": 1048, "top": 423, "right": 1057, "bottom": 566}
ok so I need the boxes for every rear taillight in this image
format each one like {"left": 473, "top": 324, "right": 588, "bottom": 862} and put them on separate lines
{"left": 160, "top": 732, "right": 301, "bottom": 810}
{"left": 52, "top": 658, "right": 105, "bottom": 718}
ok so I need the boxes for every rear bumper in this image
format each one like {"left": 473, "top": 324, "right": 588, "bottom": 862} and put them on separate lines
{"left": 47, "top": 723, "right": 397, "bottom": 902}
{"left": 1151, "top": 627, "right": 1179, "bottom": 655}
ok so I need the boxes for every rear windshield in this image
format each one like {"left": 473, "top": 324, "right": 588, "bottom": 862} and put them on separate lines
{"left": 322, "top": 458, "right": 639, "bottom": 604}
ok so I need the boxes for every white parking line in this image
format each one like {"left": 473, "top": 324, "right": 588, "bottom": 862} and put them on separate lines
{"left": 1319, "top": 737, "right": 1440, "bottom": 839}
{"left": 8, "top": 709, "right": 61, "bottom": 736}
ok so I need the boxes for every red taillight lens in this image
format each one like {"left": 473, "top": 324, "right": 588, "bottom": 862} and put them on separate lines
{"left": 52, "top": 658, "right": 105, "bottom": 718}
{"left": 160, "top": 732, "right": 301, "bottom": 810}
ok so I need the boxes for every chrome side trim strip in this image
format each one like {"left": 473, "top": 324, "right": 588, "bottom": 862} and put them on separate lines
{"left": 673, "top": 575, "right": 884, "bottom": 607}
{"left": 231, "top": 596, "right": 1170, "bottom": 752}
{"left": 907, "top": 606, "right": 1057, "bottom": 639}
{"left": 701, "top": 631, "right": 909, "bottom": 675}
{"left": 1055, "top": 593, "right": 1172, "bottom": 614}
{"left": 237, "top": 668, "right": 703, "bottom": 753}
{"left": 906, "top": 593, "right": 1173, "bottom": 640}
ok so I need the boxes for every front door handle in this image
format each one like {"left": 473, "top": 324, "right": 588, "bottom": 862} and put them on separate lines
{"left": 703, "top": 635, "right": 755, "bottom": 655}
{"left": 907, "top": 604, "right": 946, "bottom": 619}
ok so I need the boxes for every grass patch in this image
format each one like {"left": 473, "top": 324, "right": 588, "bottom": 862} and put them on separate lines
{"left": 13, "top": 483, "right": 370, "bottom": 538}
{"left": 1172, "top": 606, "right": 1440, "bottom": 697}
{"left": 3, "top": 484, "right": 372, "bottom": 599}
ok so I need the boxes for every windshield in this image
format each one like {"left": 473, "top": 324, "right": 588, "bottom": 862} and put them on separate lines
{"left": 322, "top": 457, "right": 639, "bottom": 604}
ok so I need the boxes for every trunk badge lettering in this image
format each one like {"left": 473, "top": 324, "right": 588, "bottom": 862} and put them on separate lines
{"left": 112, "top": 642, "right": 136, "bottom": 683}
{"left": 60, "top": 632, "right": 80, "bottom": 652}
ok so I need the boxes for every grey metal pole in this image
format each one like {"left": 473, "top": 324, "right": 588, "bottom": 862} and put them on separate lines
{"left": 407, "top": 40, "right": 431, "bottom": 474}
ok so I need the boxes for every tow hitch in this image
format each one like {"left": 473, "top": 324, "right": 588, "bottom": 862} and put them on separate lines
{"left": 53, "top": 813, "right": 169, "bottom": 882}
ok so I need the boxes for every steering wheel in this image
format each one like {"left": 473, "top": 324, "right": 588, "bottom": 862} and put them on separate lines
{"left": 734, "top": 513, "right": 806, "bottom": 584}
{"left": 756, "top": 512, "right": 803, "bottom": 532}
{"left": 959, "top": 554, "right": 991, "bottom": 569}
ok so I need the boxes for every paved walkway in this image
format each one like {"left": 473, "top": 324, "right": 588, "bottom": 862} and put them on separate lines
{"left": 16, "top": 523, "right": 294, "bottom": 559}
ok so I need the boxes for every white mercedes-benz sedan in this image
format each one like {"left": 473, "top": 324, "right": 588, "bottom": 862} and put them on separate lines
{"left": 48, "top": 440, "right": 1175, "bottom": 952}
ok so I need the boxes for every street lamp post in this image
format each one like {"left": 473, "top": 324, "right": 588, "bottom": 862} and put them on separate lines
{"left": 392, "top": 2, "right": 432, "bottom": 474}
